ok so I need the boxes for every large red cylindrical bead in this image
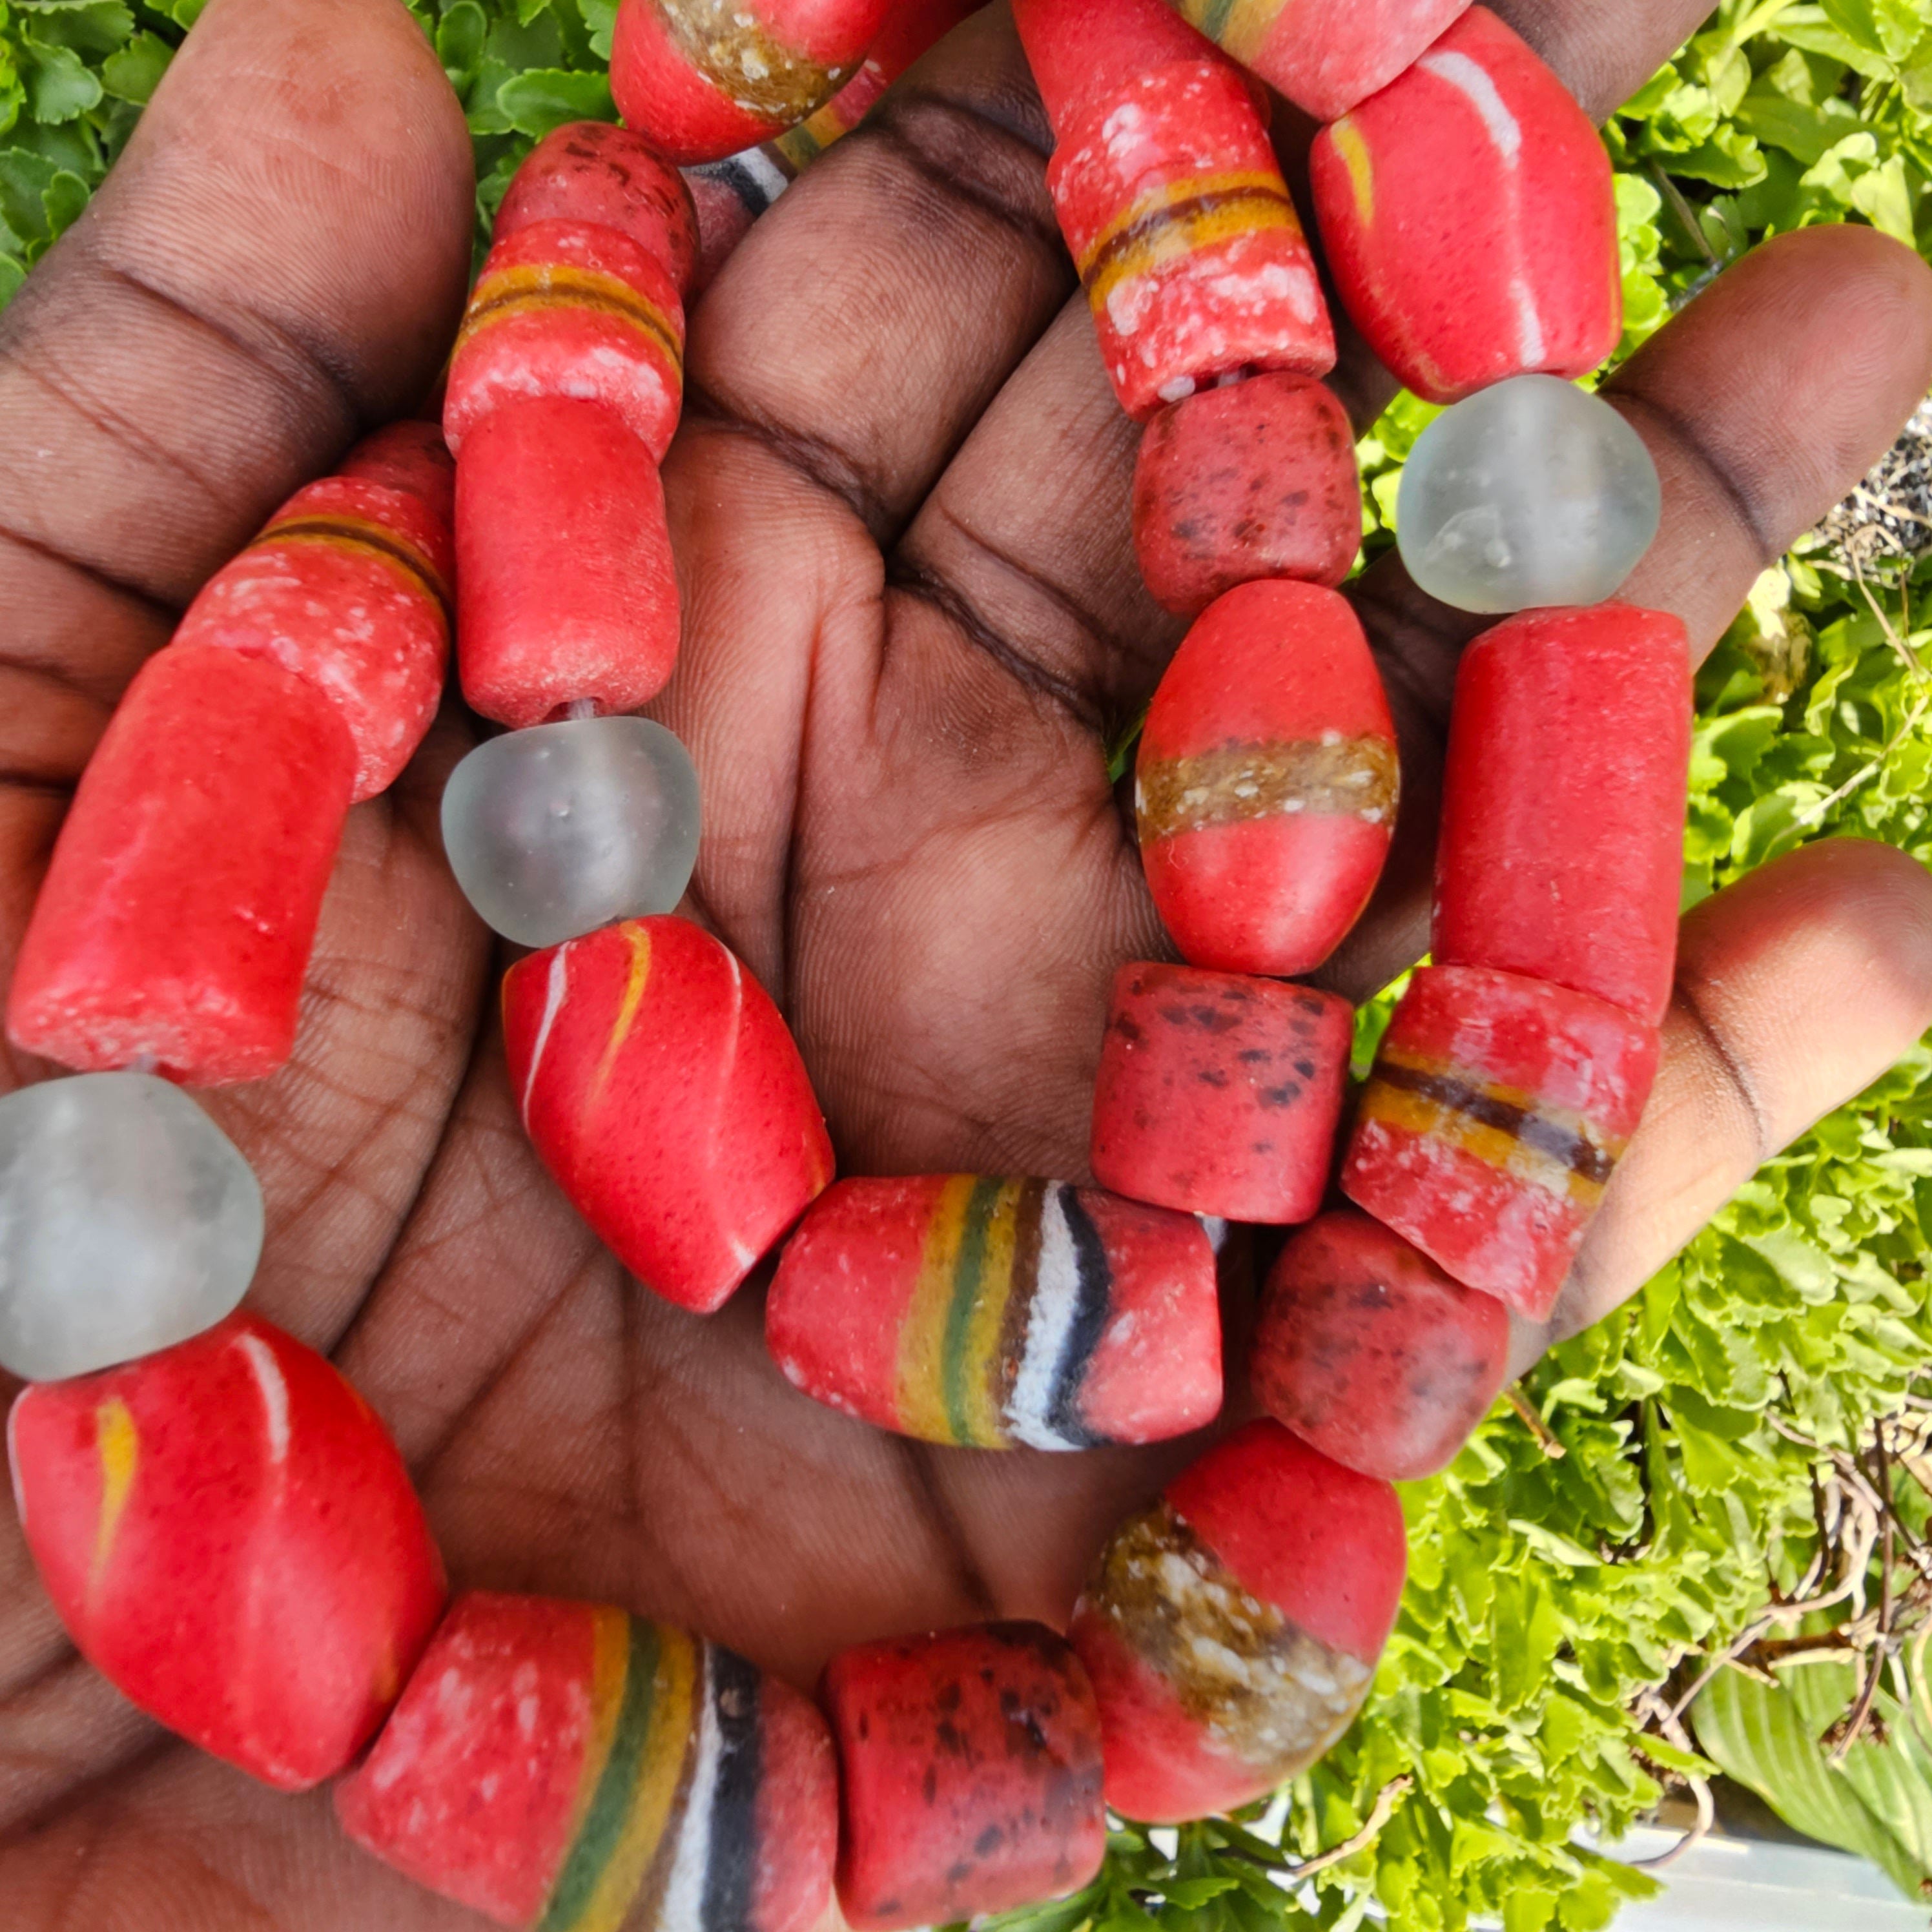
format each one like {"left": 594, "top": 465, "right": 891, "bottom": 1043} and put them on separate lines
{"left": 1160, "top": 0, "right": 1470, "bottom": 121}
{"left": 766, "top": 1175, "right": 1221, "bottom": 1450}
{"left": 1309, "top": 6, "right": 1619, "bottom": 405}
{"left": 6, "top": 1311, "right": 446, "bottom": 1791}
{"left": 611, "top": 0, "right": 897, "bottom": 166}
{"left": 6, "top": 646, "right": 356, "bottom": 1085}
{"left": 445, "top": 218, "right": 686, "bottom": 463}
{"left": 1090, "top": 963, "right": 1351, "bottom": 1224}
{"left": 824, "top": 1621, "right": 1106, "bottom": 1930}
{"left": 1342, "top": 963, "right": 1659, "bottom": 1320}
{"left": 1435, "top": 604, "right": 1692, "bottom": 1026}
{"left": 1015, "top": 0, "right": 1215, "bottom": 127}
{"left": 503, "top": 916, "right": 834, "bottom": 1314}
{"left": 338, "top": 417, "right": 457, "bottom": 526}
{"left": 497, "top": 120, "right": 701, "bottom": 293}
{"left": 336, "top": 1592, "right": 837, "bottom": 1932}
{"left": 1251, "top": 1210, "right": 1510, "bottom": 1481}
{"left": 1136, "top": 581, "right": 1396, "bottom": 977}
{"left": 1069, "top": 1419, "right": 1404, "bottom": 1822}
{"left": 1133, "top": 373, "right": 1361, "bottom": 617}
{"left": 455, "top": 396, "right": 681, "bottom": 728}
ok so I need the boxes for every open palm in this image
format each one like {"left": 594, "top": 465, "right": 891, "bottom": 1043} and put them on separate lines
{"left": 3, "top": 0, "right": 1932, "bottom": 1922}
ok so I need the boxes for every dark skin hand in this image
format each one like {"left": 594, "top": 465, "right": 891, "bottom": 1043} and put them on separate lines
{"left": 2, "top": 0, "right": 1931, "bottom": 1920}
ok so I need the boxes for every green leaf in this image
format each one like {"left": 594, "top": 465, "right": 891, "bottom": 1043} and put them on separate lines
{"left": 21, "top": 36, "right": 103, "bottom": 121}
{"left": 12, "top": 1, "right": 134, "bottom": 56}
{"left": 492, "top": 64, "right": 613, "bottom": 137}
{"left": 1820, "top": 0, "right": 1924, "bottom": 63}
{"left": 579, "top": 0, "right": 618, "bottom": 59}
{"left": 100, "top": 29, "right": 171, "bottom": 103}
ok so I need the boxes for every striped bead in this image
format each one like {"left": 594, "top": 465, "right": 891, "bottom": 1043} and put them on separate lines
{"left": 336, "top": 1592, "right": 836, "bottom": 1932}
{"left": 1342, "top": 963, "right": 1659, "bottom": 1320}
{"left": 765, "top": 1176, "right": 1221, "bottom": 1450}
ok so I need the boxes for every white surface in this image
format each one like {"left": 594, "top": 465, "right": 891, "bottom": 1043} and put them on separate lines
{"left": 1601, "top": 1824, "right": 1925, "bottom": 1928}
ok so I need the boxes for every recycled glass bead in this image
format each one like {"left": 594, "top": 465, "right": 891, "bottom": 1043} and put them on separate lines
{"left": 1395, "top": 375, "right": 1661, "bottom": 615}
{"left": 440, "top": 717, "right": 701, "bottom": 949}
{"left": 0, "top": 1072, "right": 263, "bottom": 1382}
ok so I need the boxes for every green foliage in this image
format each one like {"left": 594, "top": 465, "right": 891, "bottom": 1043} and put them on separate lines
{"left": 8, "top": 1, "right": 1932, "bottom": 1925}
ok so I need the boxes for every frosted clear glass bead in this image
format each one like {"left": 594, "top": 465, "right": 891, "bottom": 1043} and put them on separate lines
{"left": 441, "top": 716, "right": 701, "bottom": 948}
{"left": 0, "top": 1073, "right": 263, "bottom": 1382}
{"left": 1395, "top": 375, "right": 1662, "bottom": 615}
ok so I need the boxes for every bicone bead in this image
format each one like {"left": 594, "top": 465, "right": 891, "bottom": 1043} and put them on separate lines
{"left": 338, "top": 416, "right": 459, "bottom": 519}
{"left": 497, "top": 120, "right": 700, "bottom": 293}
{"left": 503, "top": 917, "right": 833, "bottom": 1313}
{"left": 336, "top": 1592, "right": 838, "bottom": 1932}
{"left": 765, "top": 1176, "right": 1221, "bottom": 1450}
{"left": 823, "top": 1621, "right": 1106, "bottom": 1930}
{"left": 1342, "top": 963, "right": 1660, "bottom": 1320}
{"left": 1310, "top": 6, "right": 1619, "bottom": 406}
{"left": 0, "top": 1073, "right": 263, "bottom": 1382}
{"left": 1395, "top": 376, "right": 1662, "bottom": 615}
{"left": 442, "top": 717, "right": 701, "bottom": 949}
{"left": 455, "top": 396, "right": 681, "bottom": 728}
{"left": 6, "top": 1311, "right": 446, "bottom": 1790}
{"left": 1435, "top": 604, "right": 1691, "bottom": 1023}
{"left": 446, "top": 218, "right": 686, "bottom": 464}
{"left": 1251, "top": 1210, "right": 1510, "bottom": 1481}
{"left": 1136, "top": 581, "right": 1396, "bottom": 977}
{"left": 6, "top": 645, "right": 357, "bottom": 1086}
{"left": 1090, "top": 963, "right": 1351, "bottom": 1224}
{"left": 1159, "top": 0, "right": 1470, "bottom": 121}
{"left": 1133, "top": 374, "right": 1361, "bottom": 617}
{"left": 611, "top": 0, "right": 897, "bottom": 166}
{"left": 1069, "top": 1420, "right": 1405, "bottom": 1822}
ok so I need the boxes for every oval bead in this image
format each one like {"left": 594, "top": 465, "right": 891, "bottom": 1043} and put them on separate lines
{"left": 442, "top": 717, "right": 701, "bottom": 949}
{"left": 1396, "top": 376, "right": 1661, "bottom": 615}
{"left": 0, "top": 1073, "right": 263, "bottom": 1382}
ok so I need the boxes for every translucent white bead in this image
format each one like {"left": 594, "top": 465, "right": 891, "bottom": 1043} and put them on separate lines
{"left": 0, "top": 1073, "right": 263, "bottom": 1382}
{"left": 1395, "top": 375, "right": 1662, "bottom": 615}
{"left": 441, "top": 716, "right": 700, "bottom": 948}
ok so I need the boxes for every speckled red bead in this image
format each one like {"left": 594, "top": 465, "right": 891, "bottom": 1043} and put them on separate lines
{"left": 823, "top": 1621, "right": 1107, "bottom": 1930}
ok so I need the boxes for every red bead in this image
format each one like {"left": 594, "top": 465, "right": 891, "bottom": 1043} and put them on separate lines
{"left": 1090, "top": 963, "right": 1351, "bottom": 1224}
{"left": 455, "top": 396, "right": 680, "bottom": 728}
{"left": 824, "top": 1622, "right": 1106, "bottom": 1930}
{"left": 1342, "top": 963, "right": 1660, "bottom": 1320}
{"left": 6, "top": 1312, "right": 445, "bottom": 1791}
{"left": 1159, "top": 0, "right": 1470, "bottom": 121}
{"left": 338, "top": 418, "right": 457, "bottom": 528}
{"left": 766, "top": 1176, "right": 1220, "bottom": 1449}
{"left": 497, "top": 121, "right": 700, "bottom": 293}
{"left": 611, "top": 0, "right": 897, "bottom": 166}
{"left": 1435, "top": 604, "right": 1691, "bottom": 1026}
{"left": 1014, "top": 0, "right": 1215, "bottom": 127}
{"left": 1069, "top": 1419, "right": 1404, "bottom": 1822}
{"left": 336, "top": 1592, "right": 837, "bottom": 1932}
{"left": 445, "top": 218, "right": 686, "bottom": 464}
{"left": 1309, "top": 6, "right": 1619, "bottom": 405}
{"left": 1133, "top": 374, "right": 1360, "bottom": 617}
{"left": 1136, "top": 581, "right": 1396, "bottom": 976}
{"left": 6, "top": 646, "right": 356, "bottom": 1085}
{"left": 1252, "top": 1209, "right": 1510, "bottom": 1481}
{"left": 502, "top": 917, "right": 834, "bottom": 1314}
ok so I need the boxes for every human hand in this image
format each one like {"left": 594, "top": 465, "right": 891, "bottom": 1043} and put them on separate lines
{"left": 3, "top": 0, "right": 1931, "bottom": 1922}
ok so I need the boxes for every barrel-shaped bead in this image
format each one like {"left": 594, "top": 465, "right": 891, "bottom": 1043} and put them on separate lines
{"left": 1310, "top": 6, "right": 1619, "bottom": 406}
{"left": 1137, "top": 581, "right": 1396, "bottom": 977}
{"left": 1161, "top": 0, "right": 1470, "bottom": 121}
{"left": 1069, "top": 1420, "right": 1405, "bottom": 1822}
{"left": 6, "top": 646, "right": 357, "bottom": 1085}
{"left": 1043, "top": 58, "right": 1333, "bottom": 420}
{"left": 611, "top": 0, "right": 897, "bottom": 165}
{"left": 446, "top": 218, "right": 686, "bottom": 462}
{"left": 1435, "top": 604, "right": 1691, "bottom": 1024}
{"left": 336, "top": 1592, "right": 837, "bottom": 1932}
{"left": 6, "top": 1311, "right": 446, "bottom": 1789}
{"left": 824, "top": 1621, "right": 1106, "bottom": 1930}
{"left": 339, "top": 417, "right": 458, "bottom": 520}
{"left": 1252, "top": 1211, "right": 1510, "bottom": 1481}
{"left": 1090, "top": 964, "right": 1351, "bottom": 1223}
{"left": 766, "top": 1176, "right": 1220, "bottom": 1450}
{"left": 1133, "top": 374, "right": 1361, "bottom": 617}
{"left": 497, "top": 120, "right": 700, "bottom": 293}
{"left": 503, "top": 917, "right": 834, "bottom": 1313}
{"left": 1342, "top": 964, "right": 1660, "bottom": 1319}
{"left": 0, "top": 1073, "right": 263, "bottom": 1382}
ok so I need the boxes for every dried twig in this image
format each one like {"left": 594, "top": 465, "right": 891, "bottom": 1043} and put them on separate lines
{"left": 1503, "top": 1383, "right": 1567, "bottom": 1459}
{"left": 1277, "top": 1778, "right": 1413, "bottom": 1882}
